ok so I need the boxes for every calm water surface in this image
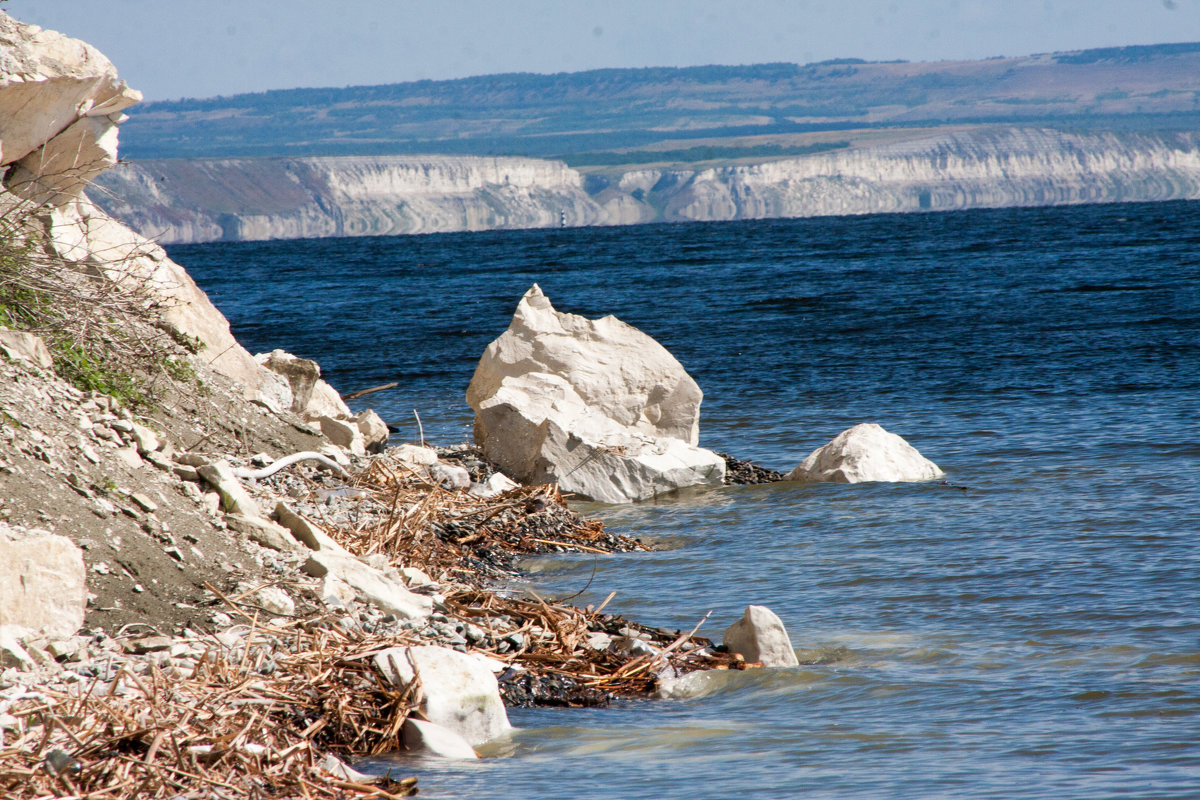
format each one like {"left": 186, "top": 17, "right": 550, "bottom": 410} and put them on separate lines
{"left": 171, "top": 201, "right": 1200, "bottom": 799}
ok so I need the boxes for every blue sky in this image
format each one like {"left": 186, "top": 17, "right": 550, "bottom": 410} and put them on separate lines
{"left": 8, "top": 0, "right": 1200, "bottom": 101}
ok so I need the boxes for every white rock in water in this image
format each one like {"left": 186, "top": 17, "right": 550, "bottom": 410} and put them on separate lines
{"left": 374, "top": 645, "right": 512, "bottom": 746}
{"left": 467, "top": 284, "right": 704, "bottom": 445}
{"left": 475, "top": 372, "right": 724, "bottom": 504}
{"left": 785, "top": 423, "right": 943, "bottom": 484}
{"left": 722, "top": 605, "right": 799, "bottom": 668}
{"left": 0, "top": 525, "right": 87, "bottom": 640}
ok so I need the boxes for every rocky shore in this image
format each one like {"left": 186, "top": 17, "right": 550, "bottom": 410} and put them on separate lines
{"left": 1, "top": 12, "right": 950, "bottom": 797}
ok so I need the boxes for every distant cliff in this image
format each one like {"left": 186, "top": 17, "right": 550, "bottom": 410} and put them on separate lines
{"left": 93, "top": 128, "right": 1200, "bottom": 244}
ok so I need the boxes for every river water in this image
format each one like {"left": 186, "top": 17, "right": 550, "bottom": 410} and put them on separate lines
{"left": 170, "top": 200, "right": 1200, "bottom": 799}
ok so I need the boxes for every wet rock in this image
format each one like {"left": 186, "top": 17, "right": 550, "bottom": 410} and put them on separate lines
{"left": 720, "top": 453, "right": 784, "bottom": 484}
{"left": 785, "top": 423, "right": 943, "bottom": 484}
{"left": 374, "top": 645, "right": 512, "bottom": 745}
{"left": 401, "top": 718, "right": 478, "bottom": 759}
{"left": 498, "top": 668, "right": 611, "bottom": 708}
{"left": 722, "top": 605, "right": 799, "bottom": 668}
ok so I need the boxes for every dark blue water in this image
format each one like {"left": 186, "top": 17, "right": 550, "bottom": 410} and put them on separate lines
{"left": 170, "top": 202, "right": 1200, "bottom": 799}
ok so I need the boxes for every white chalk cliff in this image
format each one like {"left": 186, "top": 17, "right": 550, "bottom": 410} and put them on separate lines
{"left": 92, "top": 128, "right": 1200, "bottom": 243}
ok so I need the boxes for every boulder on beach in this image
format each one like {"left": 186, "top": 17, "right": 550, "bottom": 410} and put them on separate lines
{"left": 785, "top": 422, "right": 943, "bottom": 484}
{"left": 467, "top": 284, "right": 704, "bottom": 444}
{"left": 466, "top": 286, "right": 725, "bottom": 503}
{"left": 374, "top": 645, "right": 512, "bottom": 746}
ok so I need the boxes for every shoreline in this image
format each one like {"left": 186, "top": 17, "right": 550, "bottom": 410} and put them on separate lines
{"left": 0, "top": 415, "right": 757, "bottom": 798}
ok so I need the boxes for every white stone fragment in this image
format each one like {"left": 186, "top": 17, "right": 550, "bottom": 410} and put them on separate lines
{"left": 224, "top": 515, "right": 298, "bottom": 552}
{"left": 319, "top": 416, "right": 365, "bottom": 457}
{"left": 0, "top": 330, "right": 54, "bottom": 370}
{"left": 302, "top": 551, "right": 432, "bottom": 621}
{"left": 392, "top": 444, "right": 439, "bottom": 466}
{"left": 722, "top": 605, "right": 799, "bottom": 668}
{"left": 468, "top": 472, "right": 520, "bottom": 498}
{"left": 274, "top": 501, "right": 347, "bottom": 553}
{"left": 197, "top": 461, "right": 260, "bottom": 518}
{"left": 353, "top": 409, "right": 389, "bottom": 453}
{"left": 0, "top": 526, "right": 86, "bottom": 639}
{"left": 430, "top": 463, "right": 470, "bottom": 491}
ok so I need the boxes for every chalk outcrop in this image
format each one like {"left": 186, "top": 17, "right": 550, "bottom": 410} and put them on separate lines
{"left": 0, "top": 11, "right": 366, "bottom": 431}
{"left": 722, "top": 605, "right": 799, "bottom": 668}
{"left": 95, "top": 155, "right": 604, "bottom": 243}
{"left": 467, "top": 286, "right": 724, "bottom": 503}
{"left": 786, "top": 422, "right": 943, "bottom": 483}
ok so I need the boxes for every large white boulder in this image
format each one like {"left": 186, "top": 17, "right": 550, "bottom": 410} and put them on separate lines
{"left": 467, "top": 284, "right": 703, "bottom": 444}
{"left": 468, "top": 288, "right": 725, "bottom": 503}
{"left": 0, "top": 525, "right": 86, "bottom": 640}
{"left": 722, "top": 605, "right": 799, "bottom": 668}
{"left": 785, "top": 423, "right": 943, "bottom": 484}
{"left": 374, "top": 646, "right": 512, "bottom": 746}
{"left": 476, "top": 372, "right": 724, "bottom": 503}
